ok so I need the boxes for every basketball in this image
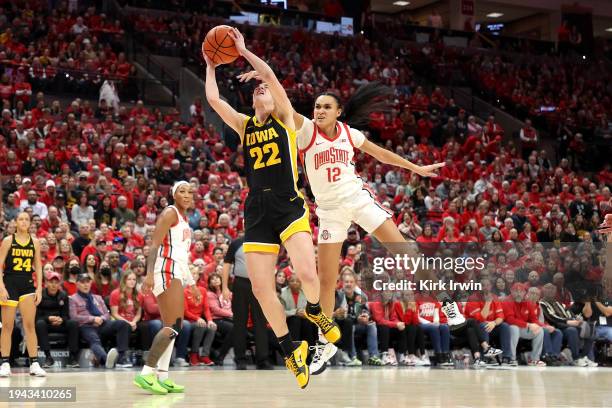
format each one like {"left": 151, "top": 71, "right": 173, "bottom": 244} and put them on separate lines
{"left": 202, "top": 25, "right": 239, "bottom": 65}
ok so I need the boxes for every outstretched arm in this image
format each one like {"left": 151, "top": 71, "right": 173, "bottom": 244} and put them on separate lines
{"left": 359, "top": 139, "right": 445, "bottom": 178}
{"left": 230, "top": 28, "right": 293, "bottom": 120}
{"left": 204, "top": 55, "right": 248, "bottom": 137}
{"left": 237, "top": 69, "right": 305, "bottom": 129}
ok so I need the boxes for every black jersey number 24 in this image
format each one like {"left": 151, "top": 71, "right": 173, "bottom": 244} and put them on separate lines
{"left": 250, "top": 142, "right": 282, "bottom": 169}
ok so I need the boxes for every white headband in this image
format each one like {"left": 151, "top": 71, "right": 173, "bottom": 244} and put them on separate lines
{"left": 171, "top": 181, "right": 190, "bottom": 197}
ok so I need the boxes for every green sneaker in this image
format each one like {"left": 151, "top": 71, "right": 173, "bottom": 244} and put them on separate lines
{"left": 368, "top": 356, "right": 383, "bottom": 366}
{"left": 133, "top": 373, "right": 168, "bottom": 395}
{"left": 159, "top": 378, "right": 185, "bottom": 393}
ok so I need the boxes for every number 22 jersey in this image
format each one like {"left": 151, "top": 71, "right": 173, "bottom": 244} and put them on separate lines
{"left": 242, "top": 114, "right": 300, "bottom": 194}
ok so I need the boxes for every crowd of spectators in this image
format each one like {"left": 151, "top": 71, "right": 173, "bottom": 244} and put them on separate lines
{"left": 0, "top": 6, "right": 610, "bottom": 369}
{"left": 0, "top": 1, "right": 138, "bottom": 102}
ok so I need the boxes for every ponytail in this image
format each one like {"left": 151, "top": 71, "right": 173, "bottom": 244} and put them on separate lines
{"left": 318, "top": 81, "right": 393, "bottom": 128}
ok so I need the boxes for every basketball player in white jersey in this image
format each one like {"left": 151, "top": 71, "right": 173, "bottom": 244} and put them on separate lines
{"left": 238, "top": 73, "right": 445, "bottom": 372}
{"left": 134, "top": 181, "right": 200, "bottom": 395}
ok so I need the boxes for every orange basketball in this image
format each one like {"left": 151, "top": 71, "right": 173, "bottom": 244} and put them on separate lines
{"left": 202, "top": 25, "right": 239, "bottom": 65}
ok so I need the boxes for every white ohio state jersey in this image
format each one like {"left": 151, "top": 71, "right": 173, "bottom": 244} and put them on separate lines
{"left": 158, "top": 205, "right": 192, "bottom": 264}
{"left": 298, "top": 119, "right": 366, "bottom": 205}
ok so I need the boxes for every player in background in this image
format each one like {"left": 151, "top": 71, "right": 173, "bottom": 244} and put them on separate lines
{"left": 134, "top": 181, "right": 200, "bottom": 395}
{"left": 0, "top": 212, "right": 46, "bottom": 377}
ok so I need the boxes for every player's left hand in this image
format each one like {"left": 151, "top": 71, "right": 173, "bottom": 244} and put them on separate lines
{"left": 34, "top": 288, "right": 42, "bottom": 306}
{"left": 237, "top": 70, "right": 262, "bottom": 83}
{"left": 414, "top": 162, "right": 445, "bottom": 178}
{"left": 228, "top": 27, "right": 247, "bottom": 55}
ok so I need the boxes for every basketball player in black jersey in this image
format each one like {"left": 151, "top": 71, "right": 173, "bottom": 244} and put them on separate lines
{"left": 205, "top": 27, "right": 340, "bottom": 389}
{"left": 0, "top": 212, "right": 46, "bottom": 376}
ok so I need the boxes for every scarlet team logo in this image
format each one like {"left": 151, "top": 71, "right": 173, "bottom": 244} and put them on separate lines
{"left": 321, "top": 230, "right": 330, "bottom": 240}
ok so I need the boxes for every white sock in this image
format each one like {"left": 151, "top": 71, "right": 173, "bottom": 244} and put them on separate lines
{"left": 156, "top": 339, "right": 175, "bottom": 380}
{"left": 140, "top": 365, "right": 155, "bottom": 376}
{"left": 318, "top": 329, "right": 328, "bottom": 344}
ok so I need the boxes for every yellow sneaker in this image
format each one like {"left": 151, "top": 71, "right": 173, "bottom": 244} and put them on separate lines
{"left": 284, "top": 341, "right": 309, "bottom": 389}
{"left": 304, "top": 309, "right": 341, "bottom": 344}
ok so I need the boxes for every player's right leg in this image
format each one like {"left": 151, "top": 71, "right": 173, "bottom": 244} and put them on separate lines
{"left": 134, "top": 274, "right": 183, "bottom": 395}
{"left": 0, "top": 304, "right": 17, "bottom": 377}
{"left": 246, "top": 251, "right": 309, "bottom": 389}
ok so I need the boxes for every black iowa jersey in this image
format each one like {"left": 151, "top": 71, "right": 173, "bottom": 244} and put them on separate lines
{"left": 242, "top": 114, "right": 299, "bottom": 193}
{"left": 4, "top": 234, "right": 35, "bottom": 274}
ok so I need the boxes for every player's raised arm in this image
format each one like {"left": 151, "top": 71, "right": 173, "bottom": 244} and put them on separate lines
{"left": 204, "top": 55, "right": 248, "bottom": 138}
{"left": 229, "top": 28, "right": 293, "bottom": 121}
{"left": 236, "top": 69, "right": 306, "bottom": 129}
{"left": 358, "top": 137, "right": 445, "bottom": 178}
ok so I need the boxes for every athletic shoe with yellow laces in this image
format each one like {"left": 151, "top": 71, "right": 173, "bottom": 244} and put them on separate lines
{"left": 284, "top": 341, "right": 309, "bottom": 389}
{"left": 304, "top": 309, "right": 341, "bottom": 344}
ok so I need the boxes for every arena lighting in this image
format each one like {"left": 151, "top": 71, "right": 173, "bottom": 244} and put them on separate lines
{"left": 393, "top": 1, "right": 410, "bottom": 6}
{"left": 606, "top": 27, "right": 612, "bottom": 32}
{"left": 486, "top": 12, "right": 504, "bottom": 18}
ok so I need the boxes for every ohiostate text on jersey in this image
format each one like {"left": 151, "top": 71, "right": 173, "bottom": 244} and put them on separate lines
{"left": 314, "top": 147, "right": 350, "bottom": 170}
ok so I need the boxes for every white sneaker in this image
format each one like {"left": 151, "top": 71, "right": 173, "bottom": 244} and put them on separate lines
{"left": 346, "top": 356, "right": 362, "bottom": 367}
{"left": 398, "top": 353, "right": 407, "bottom": 365}
{"left": 382, "top": 352, "right": 392, "bottom": 365}
{"left": 174, "top": 357, "right": 189, "bottom": 367}
{"left": 105, "top": 348, "right": 119, "bottom": 369}
{"left": 387, "top": 349, "right": 398, "bottom": 366}
{"left": 0, "top": 362, "right": 11, "bottom": 377}
{"left": 337, "top": 350, "right": 352, "bottom": 366}
{"left": 586, "top": 358, "right": 598, "bottom": 367}
{"left": 310, "top": 342, "right": 338, "bottom": 375}
{"left": 573, "top": 357, "right": 588, "bottom": 367}
{"left": 405, "top": 354, "right": 417, "bottom": 366}
{"left": 29, "top": 362, "right": 46, "bottom": 377}
{"left": 416, "top": 354, "right": 431, "bottom": 366}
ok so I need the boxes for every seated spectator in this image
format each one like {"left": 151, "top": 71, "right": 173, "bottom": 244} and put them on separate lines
{"left": 275, "top": 270, "right": 287, "bottom": 295}
{"left": 369, "top": 291, "right": 407, "bottom": 366}
{"left": 91, "top": 261, "right": 118, "bottom": 298}
{"left": 540, "top": 283, "right": 595, "bottom": 367}
{"left": 502, "top": 283, "right": 545, "bottom": 366}
{"left": 438, "top": 292, "right": 502, "bottom": 367}
{"left": 184, "top": 269, "right": 216, "bottom": 366}
{"left": 526, "top": 287, "right": 564, "bottom": 366}
{"left": 206, "top": 273, "right": 234, "bottom": 364}
{"left": 71, "top": 193, "right": 94, "bottom": 229}
{"left": 35, "top": 272, "right": 80, "bottom": 368}
{"left": 109, "top": 272, "right": 145, "bottom": 361}
{"left": 280, "top": 275, "right": 317, "bottom": 349}
{"left": 69, "top": 273, "right": 131, "bottom": 368}
{"left": 465, "top": 278, "right": 513, "bottom": 363}
{"left": 62, "top": 258, "right": 82, "bottom": 296}
{"left": 20, "top": 190, "right": 48, "bottom": 219}
{"left": 396, "top": 291, "right": 428, "bottom": 366}
{"left": 417, "top": 291, "right": 452, "bottom": 366}
{"left": 337, "top": 271, "right": 382, "bottom": 366}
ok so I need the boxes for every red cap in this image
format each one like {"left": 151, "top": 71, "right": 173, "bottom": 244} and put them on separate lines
{"left": 46, "top": 271, "right": 62, "bottom": 281}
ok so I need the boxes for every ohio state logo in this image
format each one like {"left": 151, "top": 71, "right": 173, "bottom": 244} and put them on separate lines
{"left": 321, "top": 230, "right": 330, "bottom": 240}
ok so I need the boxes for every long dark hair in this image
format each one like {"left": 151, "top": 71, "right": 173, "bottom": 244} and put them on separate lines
{"left": 318, "top": 81, "right": 393, "bottom": 128}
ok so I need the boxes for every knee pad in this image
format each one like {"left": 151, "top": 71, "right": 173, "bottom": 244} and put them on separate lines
{"left": 166, "top": 318, "right": 182, "bottom": 339}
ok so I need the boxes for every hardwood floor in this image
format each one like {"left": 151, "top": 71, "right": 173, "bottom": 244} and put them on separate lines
{"left": 0, "top": 366, "right": 610, "bottom": 407}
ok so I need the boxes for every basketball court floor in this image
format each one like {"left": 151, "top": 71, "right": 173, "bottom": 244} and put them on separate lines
{"left": 1, "top": 366, "right": 610, "bottom": 407}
